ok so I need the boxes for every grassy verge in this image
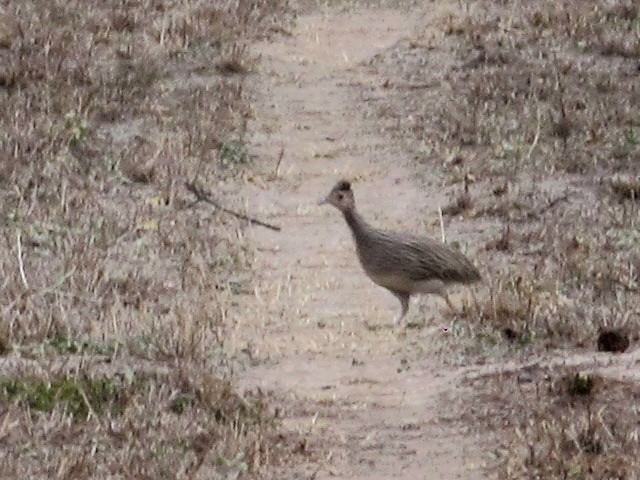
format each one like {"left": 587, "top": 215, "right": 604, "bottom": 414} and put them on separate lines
{"left": 371, "top": 0, "right": 638, "bottom": 356}
{"left": 370, "top": 0, "right": 639, "bottom": 476}
{"left": 0, "top": 0, "right": 297, "bottom": 476}
{"left": 0, "top": 368, "right": 283, "bottom": 478}
{"left": 465, "top": 368, "right": 640, "bottom": 479}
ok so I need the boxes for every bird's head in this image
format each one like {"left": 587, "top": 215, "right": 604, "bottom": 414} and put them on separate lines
{"left": 319, "top": 180, "right": 355, "bottom": 212}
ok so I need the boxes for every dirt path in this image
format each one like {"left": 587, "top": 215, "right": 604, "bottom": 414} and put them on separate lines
{"left": 230, "top": 4, "right": 487, "bottom": 479}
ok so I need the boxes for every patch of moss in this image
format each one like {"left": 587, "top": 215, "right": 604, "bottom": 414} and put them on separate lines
{"left": 0, "top": 376, "right": 126, "bottom": 420}
{"left": 219, "top": 140, "right": 249, "bottom": 167}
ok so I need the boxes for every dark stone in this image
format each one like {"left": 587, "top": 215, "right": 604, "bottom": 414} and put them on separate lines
{"left": 597, "top": 329, "right": 630, "bottom": 353}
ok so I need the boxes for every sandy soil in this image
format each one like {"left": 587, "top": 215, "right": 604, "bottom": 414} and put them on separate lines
{"left": 227, "top": 3, "right": 489, "bottom": 479}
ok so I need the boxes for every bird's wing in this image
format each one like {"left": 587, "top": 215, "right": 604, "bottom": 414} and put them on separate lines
{"left": 399, "top": 235, "right": 480, "bottom": 283}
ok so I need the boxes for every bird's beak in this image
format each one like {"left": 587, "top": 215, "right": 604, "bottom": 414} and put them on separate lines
{"left": 318, "top": 196, "right": 328, "bottom": 206}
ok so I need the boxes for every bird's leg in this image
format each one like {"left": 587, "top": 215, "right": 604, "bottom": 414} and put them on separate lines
{"left": 469, "top": 287, "right": 481, "bottom": 317}
{"left": 424, "top": 281, "right": 456, "bottom": 313}
{"left": 391, "top": 291, "right": 410, "bottom": 325}
{"left": 443, "top": 292, "right": 455, "bottom": 312}
{"left": 440, "top": 292, "right": 458, "bottom": 333}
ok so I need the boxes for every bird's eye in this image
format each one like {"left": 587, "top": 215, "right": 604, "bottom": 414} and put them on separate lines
{"left": 337, "top": 193, "right": 343, "bottom": 200}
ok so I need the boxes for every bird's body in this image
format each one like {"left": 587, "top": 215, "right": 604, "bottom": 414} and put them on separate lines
{"left": 321, "top": 180, "right": 480, "bottom": 324}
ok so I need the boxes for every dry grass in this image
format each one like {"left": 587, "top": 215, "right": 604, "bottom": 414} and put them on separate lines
{"left": 0, "top": 0, "right": 299, "bottom": 477}
{"left": 371, "top": 0, "right": 639, "bottom": 354}
{"left": 368, "top": 0, "right": 639, "bottom": 476}
{"left": 465, "top": 369, "right": 640, "bottom": 479}
{"left": 0, "top": 366, "right": 288, "bottom": 478}
{"left": 0, "top": 0, "right": 290, "bottom": 347}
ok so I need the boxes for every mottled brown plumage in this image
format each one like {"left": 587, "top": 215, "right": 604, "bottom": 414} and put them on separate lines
{"left": 320, "top": 180, "right": 480, "bottom": 323}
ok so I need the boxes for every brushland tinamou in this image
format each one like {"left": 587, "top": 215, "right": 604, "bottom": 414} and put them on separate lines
{"left": 320, "top": 180, "right": 480, "bottom": 324}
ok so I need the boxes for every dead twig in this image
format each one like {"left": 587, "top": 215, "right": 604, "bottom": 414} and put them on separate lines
{"left": 526, "top": 104, "right": 542, "bottom": 162}
{"left": 538, "top": 194, "right": 569, "bottom": 215}
{"left": 272, "top": 147, "right": 285, "bottom": 179}
{"left": 438, "top": 206, "right": 446, "bottom": 243}
{"left": 185, "top": 182, "right": 281, "bottom": 232}
{"left": 16, "top": 230, "right": 29, "bottom": 289}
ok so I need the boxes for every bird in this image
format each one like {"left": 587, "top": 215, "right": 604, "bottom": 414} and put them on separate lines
{"left": 319, "top": 180, "right": 481, "bottom": 324}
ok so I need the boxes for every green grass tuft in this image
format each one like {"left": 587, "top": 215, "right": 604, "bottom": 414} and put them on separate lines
{"left": 0, "top": 376, "right": 125, "bottom": 420}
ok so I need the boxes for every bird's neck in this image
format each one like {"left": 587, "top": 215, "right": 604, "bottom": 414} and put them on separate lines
{"left": 342, "top": 208, "right": 369, "bottom": 239}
